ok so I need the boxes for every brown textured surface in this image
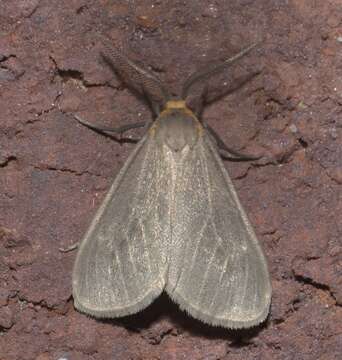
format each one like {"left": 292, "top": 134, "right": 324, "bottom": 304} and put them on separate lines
{"left": 0, "top": 1, "right": 341, "bottom": 359}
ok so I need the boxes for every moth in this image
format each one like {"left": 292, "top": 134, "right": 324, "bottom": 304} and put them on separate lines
{"left": 72, "top": 40, "right": 272, "bottom": 329}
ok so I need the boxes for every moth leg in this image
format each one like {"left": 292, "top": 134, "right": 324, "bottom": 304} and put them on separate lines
{"left": 74, "top": 114, "right": 146, "bottom": 134}
{"left": 73, "top": 114, "right": 147, "bottom": 142}
{"left": 59, "top": 242, "right": 79, "bottom": 253}
{"left": 206, "top": 124, "right": 262, "bottom": 161}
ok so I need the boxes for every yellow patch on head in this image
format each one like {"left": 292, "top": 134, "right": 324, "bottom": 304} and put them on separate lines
{"left": 160, "top": 100, "right": 196, "bottom": 119}
{"left": 165, "top": 100, "right": 187, "bottom": 109}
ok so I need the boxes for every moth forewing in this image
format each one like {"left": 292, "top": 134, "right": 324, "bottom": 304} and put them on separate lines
{"left": 163, "top": 117, "right": 271, "bottom": 329}
{"left": 72, "top": 130, "right": 169, "bottom": 318}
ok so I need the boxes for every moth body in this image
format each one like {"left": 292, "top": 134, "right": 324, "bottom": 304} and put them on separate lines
{"left": 71, "top": 43, "right": 272, "bottom": 329}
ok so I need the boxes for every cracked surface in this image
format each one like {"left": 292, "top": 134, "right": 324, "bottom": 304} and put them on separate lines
{"left": 0, "top": 0, "right": 341, "bottom": 359}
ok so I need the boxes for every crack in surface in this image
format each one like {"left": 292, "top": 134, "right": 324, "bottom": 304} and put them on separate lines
{"left": 32, "top": 164, "right": 102, "bottom": 178}
{"left": 49, "top": 55, "right": 110, "bottom": 89}
{"left": 294, "top": 274, "right": 340, "bottom": 306}
{"left": 0, "top": 156, "right": 17, "bottom": 168}
{"left": 0, "top": 54, "right": 16, "bottom": 64}
{"left": 24, "top": 92, "right": 63, "bottom": 126}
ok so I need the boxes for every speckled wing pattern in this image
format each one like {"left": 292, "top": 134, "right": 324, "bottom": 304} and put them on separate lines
{"left": 165, "top": 131, "right": 271, "bottom": 328}
{"left": 72, "top": 121, "right": 271, "bottom": 328}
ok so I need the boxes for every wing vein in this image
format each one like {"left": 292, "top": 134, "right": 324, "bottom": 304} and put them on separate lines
{"left": 115, "top": 251, "right": 130, "bottom": 302}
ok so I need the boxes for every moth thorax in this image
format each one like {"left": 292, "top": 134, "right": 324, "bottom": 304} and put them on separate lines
{"left": 157, "top": 110, "right": 200, "bottom": 152}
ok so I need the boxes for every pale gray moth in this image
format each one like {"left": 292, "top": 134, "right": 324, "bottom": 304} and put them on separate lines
{"left": 72, "top": 40, "right": 272, "bottom": 329}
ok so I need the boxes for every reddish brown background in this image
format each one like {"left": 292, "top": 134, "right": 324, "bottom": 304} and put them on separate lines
{"left": 0, "top": 1, "right": 341, "bottom": 359}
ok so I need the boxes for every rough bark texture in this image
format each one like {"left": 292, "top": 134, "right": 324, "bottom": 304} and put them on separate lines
{"left": 1, "top": 1, "right": 341, "bottom": 359}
